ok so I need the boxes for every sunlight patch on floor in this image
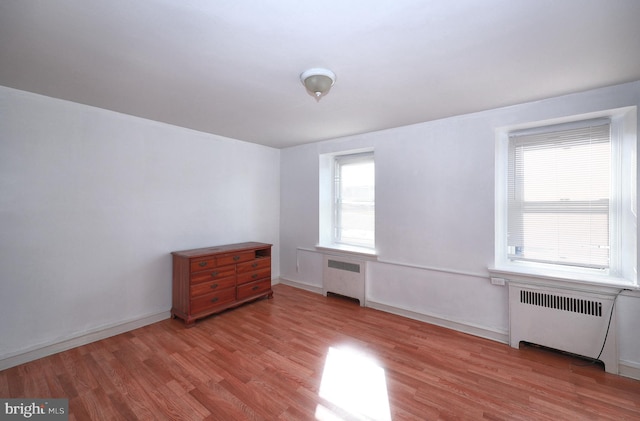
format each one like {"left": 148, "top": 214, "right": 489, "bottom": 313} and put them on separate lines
{"left": 315, "top": 346, "right": 391, "bottom": 421}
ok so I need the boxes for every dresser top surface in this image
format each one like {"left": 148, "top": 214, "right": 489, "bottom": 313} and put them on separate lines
{"left": 171, "top": 242, "right": 272, "bottom": 258}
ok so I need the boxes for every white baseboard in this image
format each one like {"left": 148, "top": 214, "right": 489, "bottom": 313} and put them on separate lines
{"left": 0, "top": 311, "right": 170, "bottom": 370}
{"left": 4, "top": 287, "right": 638, "bottom": 382}
{"left": 619, "top": 359, "right": 640, "bottom": 381}
{"left": 278, "top": 277, "right": 324, "bottom": 295}
{"left": 366, "top": 299, "right": 640, "bottom": 380}
{"left": 365, "top": 300, "right": 509, "bottom": 344}
{"left": 279, "top": 279, "right": 509, "bottom": 344}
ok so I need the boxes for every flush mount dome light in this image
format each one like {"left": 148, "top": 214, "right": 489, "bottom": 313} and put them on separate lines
{"left": 300, "top": 68, "right": 336, "bottom": 101}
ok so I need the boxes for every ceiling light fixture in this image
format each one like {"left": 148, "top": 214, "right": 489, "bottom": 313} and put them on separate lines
{"left": 300, "top": 68, "right": 336, "bottom": 101}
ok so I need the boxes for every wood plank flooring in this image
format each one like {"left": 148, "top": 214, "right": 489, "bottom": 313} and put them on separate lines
{"left": 1, "top": 283, "right": 639, "bottom": 420}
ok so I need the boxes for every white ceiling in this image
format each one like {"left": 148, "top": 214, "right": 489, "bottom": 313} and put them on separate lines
{"left": 1, "top": 0, "right": 640, "bottom": 149}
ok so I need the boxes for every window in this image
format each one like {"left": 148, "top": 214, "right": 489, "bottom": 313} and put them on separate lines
{"left": 508, "top": 119, "right": 611, "bottom": 269}
{"left": 319, "top": 151, "right": 375, "bottom": 251}
{"left": 495, "top": 108, "right": 637, "bottom": 285}
{"left": 333, "top": 153, "right": 375, "bottom": 248}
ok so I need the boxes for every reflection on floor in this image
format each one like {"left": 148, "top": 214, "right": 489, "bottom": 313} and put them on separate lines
{"left": 316, "top": 345, "right": 391, "bottom": 421}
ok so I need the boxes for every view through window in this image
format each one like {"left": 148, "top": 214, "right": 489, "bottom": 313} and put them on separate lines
{"left": 333, "top": 153, "right": 375, "bottom": 249}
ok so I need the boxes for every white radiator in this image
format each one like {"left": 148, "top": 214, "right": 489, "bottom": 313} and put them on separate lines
{"left": 508, "top": 283, "right": 618, "bottom": 374}
{"left": 322, "top": 256, "right": 365, "bottom": 306}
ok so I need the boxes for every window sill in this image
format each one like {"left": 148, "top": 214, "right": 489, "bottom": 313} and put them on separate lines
{"left": 315, "top": 244, "right": 378, "bottom": 260}
{"left": 489, "top": 264, "right": 638, "bottom": 294}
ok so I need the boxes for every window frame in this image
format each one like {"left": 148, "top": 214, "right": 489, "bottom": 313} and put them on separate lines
{"left": 493, "top": 107, "right": 637, "bottom": 288}
{"left": 332, "top": 152, "right": 375, "bottom": 249}
{"left": 507, "top": 119, "right": 612, "bottom": 270}
{"left": 319, "top": 149, "right": 376, "bottom": 254}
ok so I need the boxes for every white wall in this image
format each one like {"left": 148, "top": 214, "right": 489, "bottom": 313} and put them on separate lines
{"left": 0, "top": 86, "right": 280, "bottom": 362}
{"left": 2, "top": 81, "right": 639, "bottom": 377}
{"left": 280, "top": 81, "right": 640, "bottom": 376}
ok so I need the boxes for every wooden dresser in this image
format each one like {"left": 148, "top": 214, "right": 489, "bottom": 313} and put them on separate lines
{"left": 171, "top": 242, "right": 272, "bottom": 325}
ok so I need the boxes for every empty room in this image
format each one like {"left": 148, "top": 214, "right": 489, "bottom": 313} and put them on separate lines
{"left": 1, "top": 1, "right": 640, "bottom": 420}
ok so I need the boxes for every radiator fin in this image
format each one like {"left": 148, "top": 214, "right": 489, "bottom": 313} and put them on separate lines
{"left": 520, "top": 290, "right": 602, "bottom": 317}
{"left": 327, "top": 259, "right": 361, "bottom": 273}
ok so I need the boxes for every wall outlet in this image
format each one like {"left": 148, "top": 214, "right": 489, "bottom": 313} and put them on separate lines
{"left": 490, "top": 277, "right": 506, "bottom": 286}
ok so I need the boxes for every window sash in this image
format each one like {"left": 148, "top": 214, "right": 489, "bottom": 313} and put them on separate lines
{"left": 333, "top": 153, "right": 375, "bottom": 248}
{"left": 507, "top": 121, "right": 611, "bottom": 270}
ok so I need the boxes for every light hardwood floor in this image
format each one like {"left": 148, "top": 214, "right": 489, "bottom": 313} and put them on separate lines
{"left": 1, "top": 284, "right": 639, "bottom": 420}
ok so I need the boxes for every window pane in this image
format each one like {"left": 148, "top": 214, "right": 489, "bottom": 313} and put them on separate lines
{"left": 508, "top": 122, "right": 611, "bottom": 269}
{"left": 335, "top": 157, "right": 375, "bottom": 248}
{"left": 521, "top": 142, "right": 610, "bottom": 202}
{"left": 512, "top": 212, "right": 609, "bottom": 268}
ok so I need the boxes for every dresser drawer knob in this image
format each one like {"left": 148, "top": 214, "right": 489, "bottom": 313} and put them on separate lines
{"left": 233, "top": 255, "right": 240, "bottom": 261}
{"left": 252, "top": 285, "right": 260, "bottom": 291}
{"left": 211, "top": 297, "right": 219, "bottom": 303}
{"left": 210, "top": 283, "right": 218, "bottom": 289}
{"left": 252, "top": 262, "right": 258, "bottom": 268}
{"left": 198, "top": 262, "right": 207, "bottom": 267}
{"left": 211, "top": 271, "right": 219, "bottom": 277}
{"left": 252, "top": 274, "right": 258, "bottom": 279}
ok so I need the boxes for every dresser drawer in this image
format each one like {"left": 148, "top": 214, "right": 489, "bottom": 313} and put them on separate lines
{"left": 190, "top": 276, "right": 236, "bottom": 298}
{"left": 190, "top": 257, "right": 217, "bottom": 273}
{"left": 237, "top": 279, "right": 271, "bottom": 300}
{"left": 190, "top": 288, "right": 236, "bottom": 315}
{"left": 237, "top": 268, "right": 271, "bottom": 285}
{"left": 216, "top": 251, "right": 254, "bottom": 266}
{"left": 190, "top": 265, "right": 235, "bottom": 284}
{"left": 237, "top": 257, "right": 271, "bottom": 273}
